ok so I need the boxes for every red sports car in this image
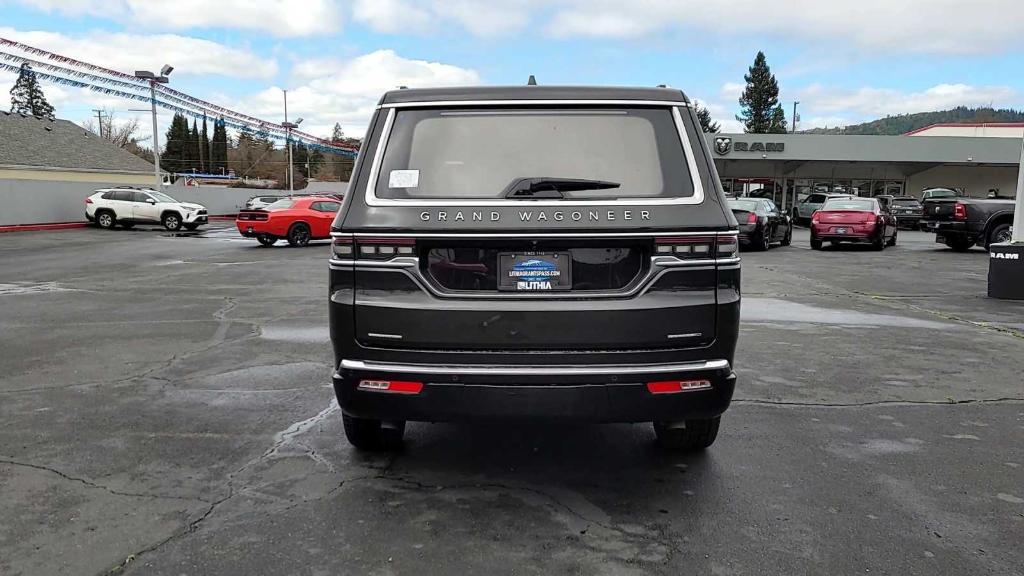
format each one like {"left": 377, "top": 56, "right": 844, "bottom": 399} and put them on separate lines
{"left": 236, "top": 196, "right": 342, "bottom": 246}
{"left": 810, "top": 197, "right": 897, "bottom": 250}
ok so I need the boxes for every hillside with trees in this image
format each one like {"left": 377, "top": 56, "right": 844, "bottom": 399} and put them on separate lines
{"left": 802, "top": 107, "right": 1024, "bottom": 135}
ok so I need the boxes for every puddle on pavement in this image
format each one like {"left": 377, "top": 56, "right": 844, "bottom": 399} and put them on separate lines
{"left": 742, "top": 298, "right": 952, "bottom": 329}
{"left": 0, "top": 282, "right": 72, "bottom": 295}
{"left": 261, "top": 325, "right": 330, "bottom": 343}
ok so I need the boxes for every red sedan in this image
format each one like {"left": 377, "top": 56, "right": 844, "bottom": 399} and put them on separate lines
{"left": 810, "top": 197, "right": 897, "bottom": 250}
{"left": 236, "top": 196, "right": 342, "bottom": 246}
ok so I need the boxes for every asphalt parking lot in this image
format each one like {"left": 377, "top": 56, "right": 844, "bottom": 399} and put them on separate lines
{"left": 1, "top": 223, "right": 1022, "bottom": 576}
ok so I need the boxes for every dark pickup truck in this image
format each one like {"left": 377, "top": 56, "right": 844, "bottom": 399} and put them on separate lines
{"left": 920, "top": 197, "right": 1015, "bottom": 251}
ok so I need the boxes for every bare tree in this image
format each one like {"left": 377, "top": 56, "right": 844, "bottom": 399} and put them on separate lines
{"left": 83, "top": 109, "right": 146, "bottom": 149}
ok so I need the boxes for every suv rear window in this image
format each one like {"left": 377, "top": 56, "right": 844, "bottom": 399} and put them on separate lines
{"left": 375, "top": 107, "right": 694, "bottom": 200}
{"left": 823, "top": 199, "right": 875, "bottom": 211}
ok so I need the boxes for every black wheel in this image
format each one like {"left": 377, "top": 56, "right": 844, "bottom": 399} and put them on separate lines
{"left": 183, "top": 223, "right": 199, "bottom": 231}
{"left": 810, "top": 236, "right": 823, "bottom": 250}
{"left": 95, "top": 211, "right": 115, "bottom": 230}
{"left": 987, "top": 223, "right": 1012, "bottom": 248}
{"left": 945, "top": 237, "right": 973, "bottom": 252}
{"left": 256, "top": 234, "right": 277, "bottom": 247}
{"left": 653, "top": 417, "right": 720, "bottom": 451}
{"left": 162, "top": 212, "right": 182, "bottom": 232}
{"left": 342, "top": 413, "right": 405, "bottom": 451}
{"left": 887, "top": 229, "right": 898, "bottom": 247}
{"left": 287, "top": 223, "right": 311, "bottom": 247}
{"left": 872, "top": 234, "right": 885, "bottom": 251}
{"left": 781, "top": 225, "right": 792, "bottom": 246}
{"left": 758, "top": 227, "right": 772, "bottom": 251}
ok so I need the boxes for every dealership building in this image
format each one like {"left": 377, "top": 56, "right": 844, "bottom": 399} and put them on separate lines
{"left": 705, "top": 123, "right": 1023, "bottom": 212}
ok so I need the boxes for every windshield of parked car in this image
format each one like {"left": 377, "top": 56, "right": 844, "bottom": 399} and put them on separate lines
{"left": 823, "top": 199, "right": 875, "bottom": 211}
{"left": 148, "top": 191, "right": 178, "bottom": 203}
{"left": 375, "top": 107, "right": 694, "bottom": 200}
{"left": 264, "top": 199, "right": 295, "bottom": 210}
{"left": 728, "top": 199, "right": 761, "bottom": 212}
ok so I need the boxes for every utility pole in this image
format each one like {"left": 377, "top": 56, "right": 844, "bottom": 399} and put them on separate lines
{"left": 792, "top": 101, "right": 799, "bottom": 133}
{"left": 135, "top": 65, "right": 173, "bottom": 189}
{"left": 284, "top": 90, "right": 292, "bottom": 192}
{"left": 92, "top": 109, "right": 106, "bottom": 139}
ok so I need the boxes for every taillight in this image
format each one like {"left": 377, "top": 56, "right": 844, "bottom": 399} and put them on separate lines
{"left": 746, "top": 212, "right": 757, "bottom": 225}
{"left": 864, "top": 214, "right": 878, "bottom": 225}
{"left": 647, "top": 380, "right": 712, "bottom": 394}
{"left": 716, "top": 235, "right": 738, "bottom": 258}
{"left": 85, "top": 197, "right": 93, "bottom": 204}
{"left": 655, "top": 236, "right": 715, "bottom": 258}
{"left": 334, "top": 237, "right": 417, "bottom": 260}
{"left": 811, "top": 212, "right": 820, "bottom": 225}
{"left": 953, "top": 203, "right": 967, "bottom": 221}
{"left": 357, "top": 379, "right": 423, "bottom": 394}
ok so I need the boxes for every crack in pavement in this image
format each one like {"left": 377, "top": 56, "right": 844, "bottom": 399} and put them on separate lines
{"left": 851, "top": 290, "right": 1024, "bottom": 340}
{"left": 733, "top": 397, "right": 1024, "bottom": 408}
{"left": 0, "top": 457, "right": 207, "bottom": 503}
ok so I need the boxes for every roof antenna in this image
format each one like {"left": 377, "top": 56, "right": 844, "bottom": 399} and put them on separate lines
{"left": 527, "top": 75, "right": 537, "bottom": 86}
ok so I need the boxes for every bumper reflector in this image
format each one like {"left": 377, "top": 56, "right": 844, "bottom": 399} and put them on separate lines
{"left": 357, "top": 379, "right": 424, "bottom": 395}
{"left": 646, "top": 380, "right": 712, "bottom": 394}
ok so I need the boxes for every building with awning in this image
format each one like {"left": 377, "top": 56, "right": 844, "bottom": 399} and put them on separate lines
{"left": 705, "top": 126, "right": 1022, "bottom": 212}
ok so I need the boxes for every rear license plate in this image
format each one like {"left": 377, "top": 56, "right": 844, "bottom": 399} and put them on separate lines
{"left": 836, "top": 227, "right": 848, "bottom": 234}
{"left": 498, "top": 252, "right": 572, "bottom": 291}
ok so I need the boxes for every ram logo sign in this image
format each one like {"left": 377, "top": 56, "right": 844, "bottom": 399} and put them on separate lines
{"left": 990, "top": 251, "right": 1019, "bottom": 260}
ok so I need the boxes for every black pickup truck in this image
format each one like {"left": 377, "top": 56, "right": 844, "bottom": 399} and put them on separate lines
{"left": 920, "top": 197, "right": 1015, "bottom": 251}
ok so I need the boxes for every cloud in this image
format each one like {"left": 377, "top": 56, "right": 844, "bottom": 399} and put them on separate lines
{"left": 0, "top": 27, "right": 278, "bottom": 79}
{"left": 352, "top": 0, "right": 539, "bottom": 37}
{"left": 349, "top": 0, "right": 1024, "bottom": 56}
{"left": 13, "top": 0, "right": 342, "bottom": 37}
{"left": 798, "top": 83, "right": 1018, "bottom": 121}
{"left": 240, "top": 50, "right": 481, "bottom": 137}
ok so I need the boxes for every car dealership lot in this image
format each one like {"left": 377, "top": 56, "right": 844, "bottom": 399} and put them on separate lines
{"left": 0, "top": 225, "right": 1021, "bottom": 576}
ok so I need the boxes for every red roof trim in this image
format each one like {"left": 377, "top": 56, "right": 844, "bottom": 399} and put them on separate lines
{"left": 904, "top": 122, "right": 1024, "bottom": 135}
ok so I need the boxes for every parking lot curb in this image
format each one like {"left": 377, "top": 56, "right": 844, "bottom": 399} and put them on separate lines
{"left": 0, "top": 222, "right": 89, "bottom": 233}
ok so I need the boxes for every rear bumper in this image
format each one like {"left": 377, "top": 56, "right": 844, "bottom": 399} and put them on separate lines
{"left": 333, "top": 358, "right": 736, "bottom": 423}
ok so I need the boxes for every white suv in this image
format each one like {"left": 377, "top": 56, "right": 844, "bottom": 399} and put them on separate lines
{"left": 85, "top": 188, "right": 208, "bottom": 231}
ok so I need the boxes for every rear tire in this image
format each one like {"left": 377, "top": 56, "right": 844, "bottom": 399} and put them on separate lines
{"left": 810, "top": 237, "right": 823, "bottom": 250}
{"left": 654, "top": 417, "right": 720, "bottom": 451}
{"left": 256, "top": 234, "right": 277, "bottom": 247}
{"left": 872, "top": 234, "right": 885, "bottom": 251}
{"left": 887, "top": 229, "right": 898, "bottom": 247}
{"left": 987, "top": 223, "right": 1012, "bottom": 249}
{"left": 162, "top": 212, "right": 182, "bottom": 232}
{"left": 781, "top": 225, "right": 792, "bottom": 246}
{"left": 945, "top": 237, "right": 973, "bottom": 252}
{"left": 96, "top": 211, "right": 115, "bottom": 230}
{"left": 758, "top": 228, "right": 771, "bottom": 251}
{"left": 287, "top": 223, "right": 311, "bottom": 247}
{"left": 342, "top": 414, "right": 405, "bottom": 451}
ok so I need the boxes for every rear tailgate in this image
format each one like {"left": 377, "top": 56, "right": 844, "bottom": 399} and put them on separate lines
{"left": 921, "top": 199, "right": 958, "bottom": 221}
{"left": 351, "top": 234, "right": 729, "bottom": 351}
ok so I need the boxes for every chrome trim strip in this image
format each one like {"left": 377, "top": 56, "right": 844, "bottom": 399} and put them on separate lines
{"left": 367, "top": 332, "right": 403, "bottom": 340}
{"left": 340, "top": 358, "right": 729, "bottom": 376}
{"left": 364, "top": 104, "right": 705, "bottom": 207}
{"left": 379, "top": 99, "right": 691, "bottom": 109}
{"left": 329, "top": 258, "right": 416, "bottom": 268}
{"left": 340, "top": 230, "right": 738, "bottom": 239}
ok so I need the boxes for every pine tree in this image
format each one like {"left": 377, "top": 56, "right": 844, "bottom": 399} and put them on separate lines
{"left": 9, "top": 63, "right": 56, "bottom": 120}
{"left": 331, "top": 122, "right": 344, "bottom": 142}
{"left": 736, "top": 51, "right": 786, "bottom": 134}
{"left": 188, "top": 120, "right": 201, "bottom": 172}
{"left": 162, "top": 113, "right": 191, "bottom": 176}
{"left": 201, "top": 116, "right": 211, "bottom": 173}
{"left": 211, "top": 119, "right": 228, "bottom": 175}
{"left": 695, "top": 103, "right": 720, "bottom": 133}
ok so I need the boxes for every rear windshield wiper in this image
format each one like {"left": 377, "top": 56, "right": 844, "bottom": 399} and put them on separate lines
{"left": 503, "top": 177, "right": 621, "bottom": 199}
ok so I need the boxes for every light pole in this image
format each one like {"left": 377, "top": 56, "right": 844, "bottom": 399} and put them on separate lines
{"left": 135, "top": 65, "right": 173, "bottom": 189}
{"left": 792, "top": 101, "right": 799, "bottom": 133}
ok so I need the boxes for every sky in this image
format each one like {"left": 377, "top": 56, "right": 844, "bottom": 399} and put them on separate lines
{"left": 1, "top": 0, "right": 1023, "bottom": 143}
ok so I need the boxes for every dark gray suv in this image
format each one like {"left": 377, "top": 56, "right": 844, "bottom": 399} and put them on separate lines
{"left": 329, "top": 86, "right": 740, "bottom": 451}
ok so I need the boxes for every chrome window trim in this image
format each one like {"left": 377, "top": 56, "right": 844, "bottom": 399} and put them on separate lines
{"left": 340, "top": 358, "right": 729, "bottom": 377}
{"left": 363, "top": 103, "right": 705, "bottom": 207}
